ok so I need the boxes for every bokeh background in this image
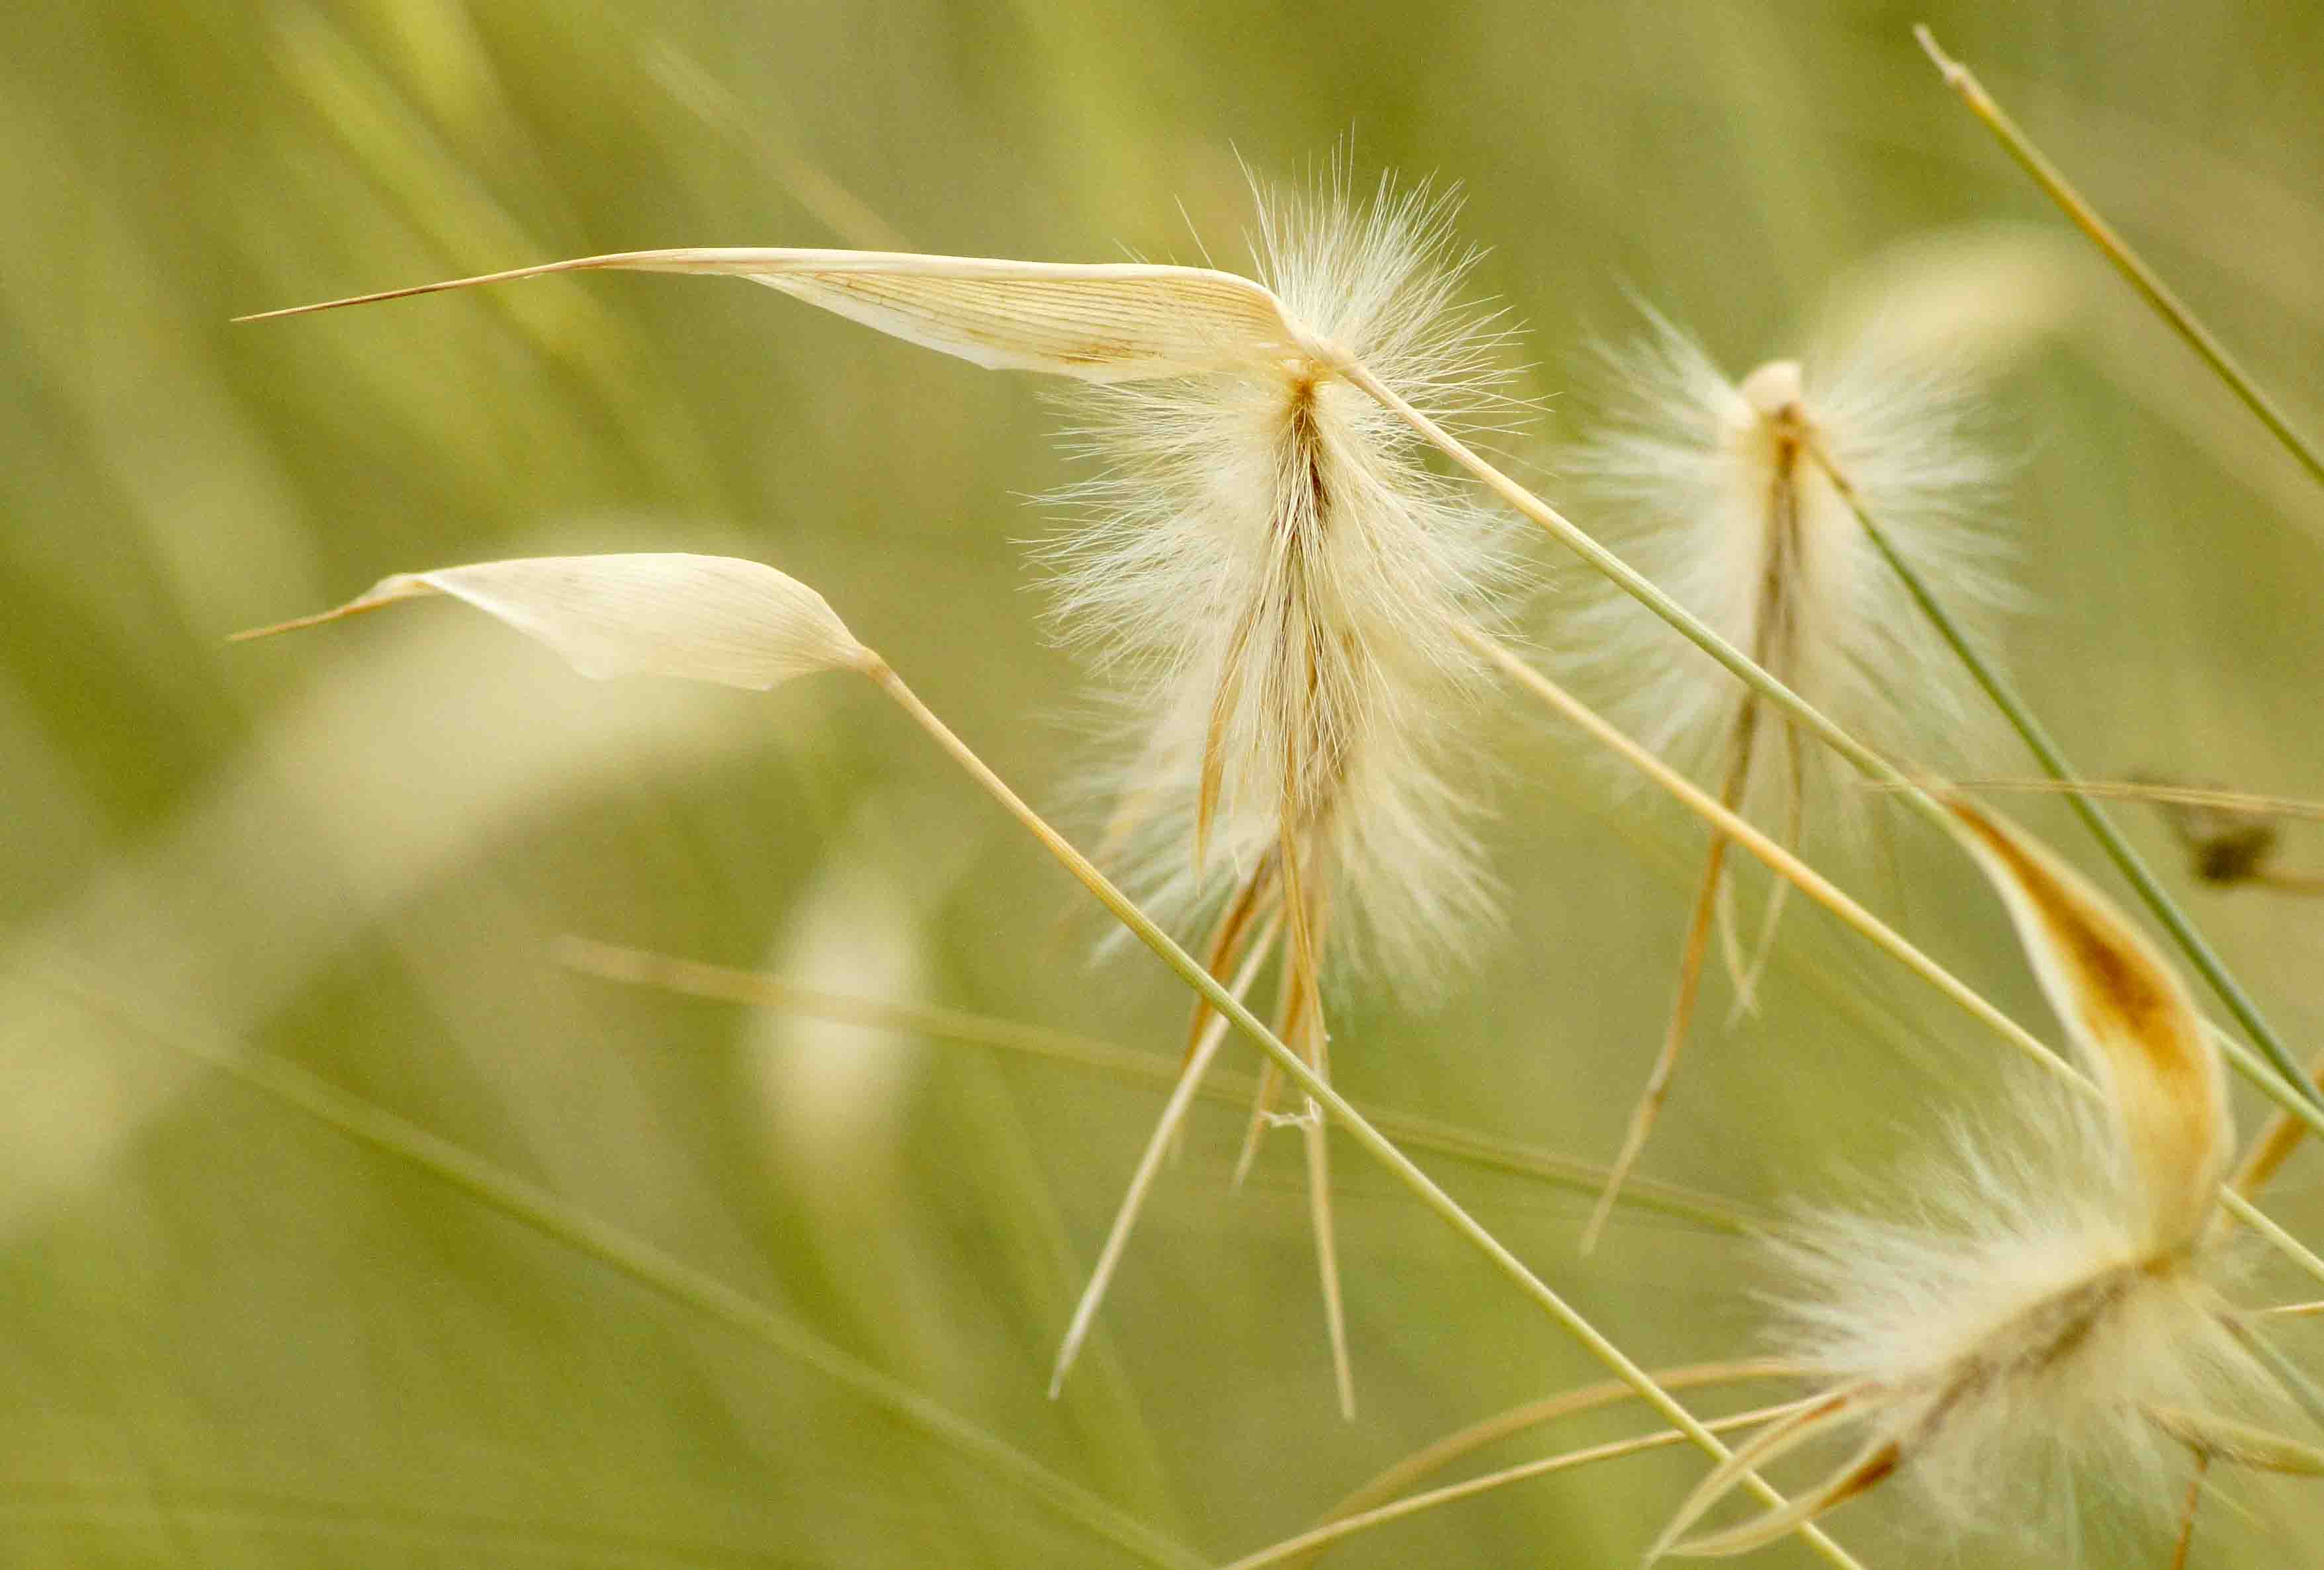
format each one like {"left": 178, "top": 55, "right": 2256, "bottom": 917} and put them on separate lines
{"left": 6, "top": 1, "right": 2323, "bottom": 1565}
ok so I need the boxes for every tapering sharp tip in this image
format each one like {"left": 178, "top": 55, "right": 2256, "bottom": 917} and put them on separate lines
{"left": 234, "top": 291, "right": 400, "bottom": 324}
{"left": 226, "top": 609, "right": 331, "bottom": 642}
{"left": 232, "top": 279, "right": 470, "bottom": 323}
{"left": 227, "top": 593, "right": 400, "bottom": 643}
{"left": 230, "top": 257, "right": 604, "bottom": 324}
{"left": 1912, "top": 22, "right": 1961, "bottom": 78}
{"left": 1047, "top": 1324, "right": 1090, "bottom": 1401}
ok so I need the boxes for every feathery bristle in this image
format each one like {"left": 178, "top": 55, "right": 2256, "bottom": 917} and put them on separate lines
{"left": 1034, "top": 167, "right": 1531, "bottom": 1418}
{"left": 1043, "top": 170, "right": 1530, "bottom": 988}
{"left": 1563, "top": 308, "right": 2011, "bottom": 825}
{"left": 1739, "top": 1096, "right": 2278, "bottom": 1548}
{"left": 1570, "top": 311, "right": 2014, "bottom": 1244}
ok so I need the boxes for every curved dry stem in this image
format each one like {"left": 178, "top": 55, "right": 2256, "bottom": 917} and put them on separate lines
{"left": 1309, "top": 1359, "right": 1801, "bottom": 1552}
{"left": 1937, "top": 779, "right": 2324, "bottom": 824}
{"left": 1222, "top": 1397, "right": 1817, "bottom": 1570}
{"left": 1585, "top": 724, "right": 1756, "bottom": 1253}
{"left": 1648, "top": 1386, "right": 1870, "bottom": 1561}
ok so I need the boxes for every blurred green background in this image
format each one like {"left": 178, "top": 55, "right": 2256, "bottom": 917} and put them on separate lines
{"left": 6, "top": 1, "right": 2323, "bottom": 1565}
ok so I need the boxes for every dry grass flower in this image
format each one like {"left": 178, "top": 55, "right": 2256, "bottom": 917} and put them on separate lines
{"left": 1043, "top": 171, "right": 1531, "bottom": 1415}
{"left": 198, "top": 31, "right": 2324, "bottom": 1567}
{"left": 1652, "top": 800, "right": 2307, "bottom": 1558}
{"left": 1567, "top": 312, "right": 2012, "bottom": 1244}
{"left": 1049, "top": 172, "right": 1526, "bottom": 991}
{"left": 241, "top": 171, "right": 1535, "bottom": 1419}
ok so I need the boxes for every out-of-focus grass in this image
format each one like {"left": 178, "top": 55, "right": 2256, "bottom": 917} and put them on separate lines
{"left": 3, "top": 2, "right": 2321, "bottom": 1565}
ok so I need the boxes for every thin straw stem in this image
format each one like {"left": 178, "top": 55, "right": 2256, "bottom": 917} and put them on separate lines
{"left": 1914, "top": 25, "right": 2324, "bottom": 492}
{"left": 1219, "top": 1398, "right": 1816, "bottom": 1570}
{"left": 1461, "top": 627, "right": 2324, "bottom": 1293}
{"left": 1807, "top": 447, "right": 2319, "bottom": 1114}
{"left": 2233, "top": 1051, "right": 2324, "bottom": 1198}
{"left": 1050, "top": 916, "right": 1282, "bottom": 1398}
{"left": 554, "top": 938, "right": 1765, "bottom": 1234}
{"left": 2221, "top": 1194, "right": 2324, "bottom": 1296}
{"left": 1937, "top": 780, "right": 2324, "bottom": 824}
{"left": 22, "top": 957, "right": 1205, "bottom": 1570}
{"left": 1311, "top": 1359, "right": 1801, "bottom": 1546}
{"left": 1582, "top": 766, "right": 1748, "bottom": 1253}
{"left": 859, "top": 657, "right": 1870, "bottom": 1570}
{"left": 1455, "top": 625, "right": 2081, "bottom": 1095}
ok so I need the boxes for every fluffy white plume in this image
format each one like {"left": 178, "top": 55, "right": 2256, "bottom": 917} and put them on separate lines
{"left": 1563, "top": 309, "right": 2012, "bottom": 828}
{"left": 1653, "top": 804, "right": 2300, "bottom": 1559}
{"left": 1044, "top": 173, "right": 1529, "bottom": 987}
{"left": 1571, "top": 314, "right": 2015, "bottom": 1244}
{"left": 1742, "top": 1099, "right": 2274, "bottom": 1551}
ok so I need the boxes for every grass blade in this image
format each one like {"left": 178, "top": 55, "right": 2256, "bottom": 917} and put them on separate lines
{"left": 1915, "top": 25, "right": 2324, "bottom": 493}
{"left": 1806, "top": 449, "right": 2320, "bottom": 1115}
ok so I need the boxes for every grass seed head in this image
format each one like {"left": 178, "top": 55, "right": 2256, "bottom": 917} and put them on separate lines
{"left": 1043, "top": 170, "right": 1532, "bottom": 989}
{"left": 1655, "top": 805, "right": 2295, "bottom": 1559}
{"left": 1563, "top": 310, "right": 2012, "bottom": 834}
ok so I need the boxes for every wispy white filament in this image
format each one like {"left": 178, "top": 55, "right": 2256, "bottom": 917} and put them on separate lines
{"left": 1044, "top": 173, "right": 1530, "bottom": 987}
{"left": 1564, "top": 310, "right": 2012, "bottom": 828}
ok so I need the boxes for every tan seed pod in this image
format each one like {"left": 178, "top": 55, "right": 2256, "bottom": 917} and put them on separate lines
{"left": 234, "top": 552, "right": 872, "bottom": 690}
